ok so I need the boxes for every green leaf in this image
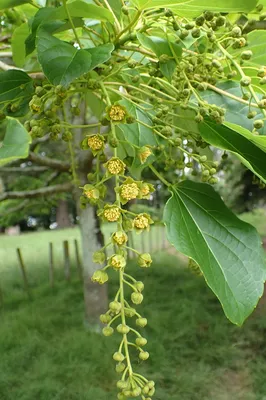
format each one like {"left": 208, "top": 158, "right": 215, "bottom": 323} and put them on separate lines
{"left": 131, "top": 0, "right": 258, "bottom": 15}
{"left": 116, "top": 100, "right": 157, "bottom": 178}
{"left": 0, "top": 70, "right": 34, "bottom": 117}
{"left": 0, "top": 0, "right": 29, "bottom": 10}
{"left": 199, "top": 120, "right": 266, "bottom": 183}
{"left": 230, "top": 30, "right": 266, "bottom": 77}
{"left": 137, "top": 33, "right": 181, "bottom": 80}
{"left": 11, "top": 23, "right": 30, "bottom": 68}
{"left": 0, "top": 118, "right": 31, "bottom": 165}
{"left": 36, "top": 30, "right": 92, "bottom": 86}
{"left": 86, "top": 43, "right": 114, "bottom": 70}
{"left": 51, "top": 0, "right": 114, "bottom": 22}
{"left": 200, "top": 82, "right": 266, "bottom": 134}
{"left": 164, "top": 180, "right": 266, "bottom": 326}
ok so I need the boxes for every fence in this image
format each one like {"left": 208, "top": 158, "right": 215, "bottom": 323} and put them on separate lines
{"left": 0, "top": 224, "right": 169, "bottom": 304}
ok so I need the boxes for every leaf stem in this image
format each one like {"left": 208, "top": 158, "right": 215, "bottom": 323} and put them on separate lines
{"left": 62, "top": 0, "right": 82, "bottom": 48}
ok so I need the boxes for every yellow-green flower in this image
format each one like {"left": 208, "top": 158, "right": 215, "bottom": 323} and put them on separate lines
{"left": 91, "top": 270, "right": 108, "bottom": 284}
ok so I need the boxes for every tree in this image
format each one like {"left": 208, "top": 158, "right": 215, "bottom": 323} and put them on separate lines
{"left": 1, "top": 0, "right": 266, "bottom": 397}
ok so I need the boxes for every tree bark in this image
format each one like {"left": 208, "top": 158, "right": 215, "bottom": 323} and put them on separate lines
{"left": 79, "top": 204, "right": 108, "bottom": 328}
{"left": 73, "top": 103, "right": 108, "bottom": 327}
{"left": 56, "top": 199, "right": 72, "bottom": 228}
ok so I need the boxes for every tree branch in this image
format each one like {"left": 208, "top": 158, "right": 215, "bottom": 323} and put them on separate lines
{"left": 0, "top": 182, "right": 73, "bottom": 202}
{"left": 0, "top": 166, "right": 49, "bottom": 173}
{"left": 28, "top": 152, "right": 71, "bottom": 172}
{"left": 0, "top": 200, "right": 29, "bottom": 217}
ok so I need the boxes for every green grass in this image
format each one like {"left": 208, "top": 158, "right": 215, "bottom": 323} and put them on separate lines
{"left": 1, "top": 251, "right": 266, "bottom": 400}
{"left": 0, "top": 225, "right": 166, "bottom": 299}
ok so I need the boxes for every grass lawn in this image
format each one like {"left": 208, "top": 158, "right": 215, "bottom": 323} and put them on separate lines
{"left": 0, "top": 244, "right": 266, "bottom": 399}
{"left": 0, "top": 225, "right": 166, "bottom": 299}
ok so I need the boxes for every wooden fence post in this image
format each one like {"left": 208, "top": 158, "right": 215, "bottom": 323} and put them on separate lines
{"left": 49, "top": 242, "right": 54, "bottom": 288}
{"left": 74, "top": 239, "right": 83, "bottom": 281}
{"left": 0, "top": 283, "right": 3, "bottom": 308}
{"left": 149, "top": 226, "right": 153, "bottom": 253}
{"left": 16, "top": 248, "right": 31, "bottom": 299}
{"left": 63, "top": 240, "right": 71, "bottom": 281}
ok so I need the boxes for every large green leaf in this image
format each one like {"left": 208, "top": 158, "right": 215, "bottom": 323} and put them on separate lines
{"left": 164, "top": 180, "right": 266, "bottom": 326}
{"left": 131, "top": 0, "right": 258, "bottom": 15}
{"left": 0, "top": 118, "right": 31, "bottom": 165}
{"left": 199, "top": 120, "right": 266, "bottom": 183}
{"left": 137, "top": 33, "right": 181, "bottom": 80}
{"left": 200, "top": 82, "right": 266, "bottom": 134}
{"left": 0, "top": 0, "right": 29, "bottom": 9}
{"left": 86, "top": 43, "right": 114, "bottom": 70}
{"left": 11, "top": 23, "right": 30, "bottom": 68}
{"left": 0, "top": 70, "right": 34, "bottom": 117}
{"left": 51, "top": 0, "right": 114, "bottom": 22}
{"left": 116, "top": 100, "right": 158, "bottom": 178}
{"left": 36, "top": 30, "right": 92, "bottom": 86}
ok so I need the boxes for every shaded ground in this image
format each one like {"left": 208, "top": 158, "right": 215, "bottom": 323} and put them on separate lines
{"left": 1, "top": 252, "right": 266, "bottom": 400}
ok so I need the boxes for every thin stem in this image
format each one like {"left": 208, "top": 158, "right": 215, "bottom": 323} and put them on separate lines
{"left": 115, "top": 10, "right": 142, "bottom": 42}
{"left": 62, "top": 0, "right": 82, "bottom": 47}
{"left": 149, "top": 165, "right": 171, "bottom": 187}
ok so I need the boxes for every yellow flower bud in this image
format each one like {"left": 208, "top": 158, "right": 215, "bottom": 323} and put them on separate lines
{"left": 138, "top": 253, "right": 152, "bottom": 268}
{"left": 105, "top": 157, "right": 126, "bottom": 175}
{"left": 120, "top": 183, "right": 139, "bottom": 201}
{"left": 133, "top": 213, "right": 153, "bottom": 233}
{"left": 139, "top": 351, "right": 149, "bottom": 360}
{"left": 108, "top": 104, "right": 127, "bottom": 121}
{"left": 131, "top": 292, "right": 143, "bottom": 304}
{"left": 87, "top": 134, "right": 105, "bottom": 151}
{"left": 109, "top": 255, "right": 126, "bottom": 270}
{"left": 138, "top": 146, "right": 152, "bottom": 164}
{"left": 100, "top": 205, "right": 121, "bottom": 222}
{"left": 91, "top": 270, "right": 108, "bottom": 284}
{"left": 112, "top": 231, "right": 128, "bottom": 246}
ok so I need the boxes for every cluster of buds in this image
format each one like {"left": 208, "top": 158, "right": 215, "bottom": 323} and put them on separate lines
{"left": 84, "top": 103, "right": 156, "bottom": 398}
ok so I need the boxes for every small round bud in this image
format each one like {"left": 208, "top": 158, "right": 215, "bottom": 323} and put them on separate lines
{"left": 132, "top": 387, "right": 141, "bottom": 397}
{"left": 135, "top": 337, "right": 147, "bottom": 347}
{"left": 199, "top": 155, "right": 207, "bottom": 162}
{"left": 113, "top": 352, "right": 125, "bottom": 362}
{"left": 253, "top": 119, "right": 264, "bottom": 129}
{"left": 139, "top": 351, "right": 149, "bottom": 360}
{"left": 117, "top": 380, "right": 128, "bottom": 390}
{"left": 92, "top": 251, "right": 106, "bottom": 264}
{"left": 138, "top": 253, "right": 152, "bottom": 268}
{"left": 109, "top": 255, "right": 126, "bottom": 270}
{"left": 117, "top": 324, "right": 130, "bottom": 334}
{"left": 91, "top": 270, "right": 108, "bottom": 284}
{"left": 210, "top": 168, "right": 217, "bottom": 175}
{"left": 116, "top": 363, "right": 126, "bottom": 373}
{"left": 232, "top": 26, "right": 242, "bottom": 38}
{"left": 241, "top": 50, "right": 253, "bottom": 60}
{"left": 135, "top": 281, "right": 144, "bottom": 292}
{"left": 100, "top": 313, "right": 112, "bottom": 324}
{"left": 109, "top": 301, "right": 122, "bottom": 313}
{"left": 147, "top": 381, "right": 155, "bottom": 389}
{"left": 240, "top": 76, "right": 251, "bottom": 87}
{"left": 112, "top": 231, "right": 128, "bottom": 246}
{"left": 136, "top": 317, "right": 147, "bottom": 327}
{"left": 121, "top": 5, "right": 129, "bottom": 14}
{"left": 209, "top": 177, "right": 218, "bottom": 184}
{"left": 247, "top": 111, "right": 257, "bottom": 119}
{"left": 131, "top": 292, "right": 143, "bottom": 305}
{"left": 102, "top": 326, "right": 114, "bottom": 336}
{"left": 125, "top": 307, "right": 136, "bottom": 317}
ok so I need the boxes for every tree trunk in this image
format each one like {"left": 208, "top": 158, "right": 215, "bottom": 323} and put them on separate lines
{"left": 79, "top": 204, "right": 108, "bottom": 328}
{"left": 56, "top": 199, "right": 72, "bottom": 228}
{"left": 72, "top": 103, "right": 108, "bottom": 327}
